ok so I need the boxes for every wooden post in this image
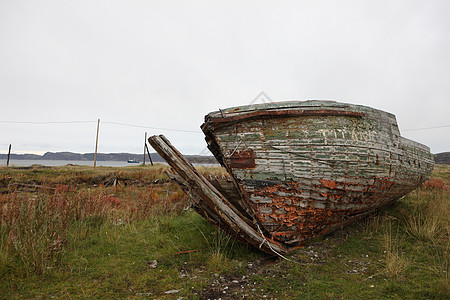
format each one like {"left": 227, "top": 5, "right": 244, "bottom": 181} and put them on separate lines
{"left": 145, "top": 143, "right": 153, "bottom": 166}
{"left": 143, "top": 132, "right": 147, "bottom": 165}
{"left": 94, "top": 119, "right": 100, "bottom": 168}
{"left": 6, "top": 144, "right": 11, "bottom": 167}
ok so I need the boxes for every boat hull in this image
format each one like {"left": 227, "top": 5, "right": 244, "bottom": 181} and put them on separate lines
{"left": 201, "top": 101, "right": 434, "bottom": 249}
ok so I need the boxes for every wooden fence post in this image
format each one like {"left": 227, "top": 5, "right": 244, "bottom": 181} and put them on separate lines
{"left": 145, "top": 143, "right": 153, "bottom": 166}
{"left": 143, "top": 132, "right": 147, "bottom": 165}
{"left": 94, "top": 119, "right": 100, "bottom": 168}
{"left": 7, "top": 144, "right": 11, "bottom": 167}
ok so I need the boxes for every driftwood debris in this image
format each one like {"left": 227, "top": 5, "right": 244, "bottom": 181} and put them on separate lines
{"left": 104, "top": 176, "right": 123, "bottom": 187}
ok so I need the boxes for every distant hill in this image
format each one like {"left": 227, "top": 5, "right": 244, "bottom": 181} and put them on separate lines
{"left": 0, "top": 151, "right": 218, "bottom": 164}
{"left": 435, "top": 152, "right": 450, "bottom": 165}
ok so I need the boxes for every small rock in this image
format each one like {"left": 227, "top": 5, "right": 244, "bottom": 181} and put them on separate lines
{"left": 147, "top": 260, "right": 158, "bottom": 268}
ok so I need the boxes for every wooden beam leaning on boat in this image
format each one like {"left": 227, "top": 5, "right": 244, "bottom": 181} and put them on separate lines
{"left": 148, "top": 134, "right": 287, "bottom": 254}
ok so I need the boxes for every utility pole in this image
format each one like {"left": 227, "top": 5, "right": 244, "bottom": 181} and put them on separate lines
{"left": 94, "top": 119, "right": 100, "bottom": 168}
{"left": 6, "top": 144, "right": 11, "bottom": 167}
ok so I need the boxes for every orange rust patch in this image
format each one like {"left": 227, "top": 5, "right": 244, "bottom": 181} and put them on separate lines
{"left": 244, "top": 177, "right": 397, "bottom": 244}
{"left": 229, "top": 149, "right": 255, "bottom": 169}
{"left": 319, "top": 179, "right": 338, "bottom": 189}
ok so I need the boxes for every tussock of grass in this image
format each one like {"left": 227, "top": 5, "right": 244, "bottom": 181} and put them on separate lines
{"left": 206, "top": 251, "right": 229, "bottom": 272}
{"left": 1, "top": 193, "right": 68, "bottom": 276}
{"left": 382, "top": 222, "right": 409, "bottom": 279}
{"left": 205, "top": 230, "right": 234, "bottom": 272}
{"left": 403, "top": 190, "right": 449, "bottom": 243}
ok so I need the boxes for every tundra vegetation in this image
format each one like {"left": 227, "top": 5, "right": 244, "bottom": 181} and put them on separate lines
{"left": 0, "top": 163, "right": 448, "bottom": 299}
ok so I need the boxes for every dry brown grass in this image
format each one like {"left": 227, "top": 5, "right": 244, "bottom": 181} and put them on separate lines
{"left": 403, "top": 190, "right": 449, "bottom": 244}
{"left": 1, "top": 191, "right": 69, "bottom": 275}
{"left": 0, "top": 166, "right": 191, "bottom": 276}
{"left": 382, "top": 222, "right": 409, "bottom": 279}
{"left": 423, "top": 178, "right": 448, "bottom": 191}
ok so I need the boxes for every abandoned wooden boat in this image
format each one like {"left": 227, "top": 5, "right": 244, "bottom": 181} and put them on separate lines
{"left": 149, "top": 100, "right": 434, "bottom": 254}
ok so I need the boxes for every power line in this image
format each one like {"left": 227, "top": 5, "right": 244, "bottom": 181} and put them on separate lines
{"left": 403, "top": 125, "right": 450, "bottom": 132}
{"left": 0, "top": 120, "right": 96, "bottom": 124}
{"left": 102, "top": 121, "right": 201, "bottom": 133}
{"left": 1, "top": 119, "right": 448, "bottom": 133}
{"left": 0, "top": 120, "right": 202, "bottom": 134}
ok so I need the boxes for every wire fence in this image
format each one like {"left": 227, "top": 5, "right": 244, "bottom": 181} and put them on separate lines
{"left": 0, "top": 120, "right": 202, "bottom": 134}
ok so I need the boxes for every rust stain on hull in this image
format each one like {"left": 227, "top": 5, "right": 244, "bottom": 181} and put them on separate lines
{"left": 243, "top": 177, "right": 397, "bottom": 245}
{"left": 319, "top": 179, "right": 338, "bottom": 189}
{"left": 150, "top": 100, "right": 434, "bottom": 254}
{"left": 229, "top": 149, "right": 256, "bottom": 169}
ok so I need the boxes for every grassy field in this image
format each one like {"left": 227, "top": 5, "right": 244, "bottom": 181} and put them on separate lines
{"left": 0, "top": 163, "right": 448, "bottom": 299}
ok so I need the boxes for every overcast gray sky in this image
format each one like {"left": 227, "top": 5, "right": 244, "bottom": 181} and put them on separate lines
{"left": 1, "top": 0, "right": 449, "bottom": 155}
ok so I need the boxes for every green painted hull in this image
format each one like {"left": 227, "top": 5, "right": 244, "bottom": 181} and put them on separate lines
{"left": 201, "top": 100, "right": 434, "bottom": 249}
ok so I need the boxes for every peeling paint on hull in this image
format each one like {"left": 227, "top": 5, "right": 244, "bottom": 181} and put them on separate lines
{"left": 150, "top": 100, "right": 434, "bottom": 254}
